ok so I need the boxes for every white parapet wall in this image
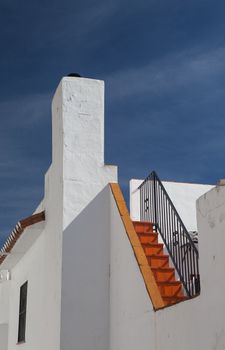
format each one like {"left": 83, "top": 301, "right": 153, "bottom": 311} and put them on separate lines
{"left": 0, "top": 324, "right": 8, "bottom": 350}
{"left": 60, "top": 185, "right": 156, "bottom": 350}
{"left": 151, "top": 183, "right": 225, "bottom": 350}
{"left": 109, "top": 187, "right": 156, "bottom": 350}
{"left": 0, "top": 281, "right": 9, "bottom": 350}
{"left": 61, "top": 182, "right": 225, "bottom": 350}
{"left": 130, "top": 178, "right": 214, "bottom": 231}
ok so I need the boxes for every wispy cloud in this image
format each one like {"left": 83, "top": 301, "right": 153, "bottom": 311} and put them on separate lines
{"left": 105, "top": 45, "right": 225, "bottom": 186}
{"left": 0, "top": 92, "right": 51, "bottom": 244}
{"left": 106, "top": 46, "right": 225, "bottom": 101}
{"left": 0, "top": 92, "right": 51, "bottom": 168}
{"left": 0, "top": 92, "right": 51, "bottom": 127}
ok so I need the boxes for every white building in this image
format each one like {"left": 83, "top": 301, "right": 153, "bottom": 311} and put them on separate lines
{"left": 0, "top": 76, "right": 225, "bottom": 350}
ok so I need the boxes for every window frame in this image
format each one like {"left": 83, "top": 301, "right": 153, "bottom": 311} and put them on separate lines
{"left": 17, "top": 281, "right": 28, "bottom": 344}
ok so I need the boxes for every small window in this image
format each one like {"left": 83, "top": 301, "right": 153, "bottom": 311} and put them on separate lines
{"left": 18, "top": 281, "right": 28, "bottom": 343}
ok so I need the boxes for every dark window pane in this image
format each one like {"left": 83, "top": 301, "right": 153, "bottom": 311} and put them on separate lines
{"left": 20, "top": 283, "right": 27, "bottom": 313}
{"left": 18, "top": 281, "right": 28, "bottom": 343}
{"left": 18, "top": 313, "right": 26, "bottom": 343}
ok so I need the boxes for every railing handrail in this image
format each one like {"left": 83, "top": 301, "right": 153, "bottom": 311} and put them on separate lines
{"left": 139, "top": 171, "right": 198, "bottom": 256}
{"left": 138, "top": 170, "right": 200, "bottom": 297}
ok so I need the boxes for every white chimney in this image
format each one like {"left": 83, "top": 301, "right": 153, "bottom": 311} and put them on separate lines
{"left": 51, "top": 76, "right": 118, "bottom": 229}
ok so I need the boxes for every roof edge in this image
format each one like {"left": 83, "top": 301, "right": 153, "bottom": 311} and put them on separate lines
{"left": 0, "top": 211, "right": 45, "bottom": 265}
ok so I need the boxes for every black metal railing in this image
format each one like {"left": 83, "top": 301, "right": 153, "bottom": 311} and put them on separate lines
{"left": 139, "top": 171, "right": 200, "bottom": 298}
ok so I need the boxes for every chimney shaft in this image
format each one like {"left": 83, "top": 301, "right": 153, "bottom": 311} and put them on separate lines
{"left": 51, "top": 77, "right": 118, "bottom": 228}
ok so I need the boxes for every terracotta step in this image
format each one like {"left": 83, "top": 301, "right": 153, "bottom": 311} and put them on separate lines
{"left": 147, "top": 254, "right": 169, "bottom": 268}
{"left": 162, "top": 295, "right": 188, "bottom": 306}
{"left": 137, "top": 232, "right": 158, "bottom": 244}
{"left": 151, "top": 267, "right": 175, "bottom": 282}
{"left": 157, "top": 281, "right": 182, "bottom": 297}
{"left": 142, "top": 243, "right": 164, "bottom": 256}
{"left": 133, "top": 221, "right": 154, "bottom": 234}
{"left": 132, "top": 220, "right": 189, "bottom": 307}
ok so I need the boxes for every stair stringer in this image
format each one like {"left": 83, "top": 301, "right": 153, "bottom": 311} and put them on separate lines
{"left": 110, "top": 183, "right": 165, "bottom": 310}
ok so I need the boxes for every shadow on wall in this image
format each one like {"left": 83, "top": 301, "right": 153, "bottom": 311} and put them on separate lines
{"left": 60, "top": 185, "right": 111, "bottom": 350}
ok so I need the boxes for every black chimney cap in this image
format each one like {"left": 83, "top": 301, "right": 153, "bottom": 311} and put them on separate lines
{"left": 67, "top": 73, "right": 81, "bottom": 77}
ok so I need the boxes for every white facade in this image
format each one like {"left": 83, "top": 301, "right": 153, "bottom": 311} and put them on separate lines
{"left": 1, "top": 76, "right": 225, "bottom": 350}
{"left": 60, "top": 181, "right": 225, "bottom": 350}
{"left": 130, "top": 178, "right": 214, "bottom": 231}
{"left": 110, "top": 188, "right": 156, "bottom": 350}
{"left": 0, "top": 76, "right": 117, "bottom": 350}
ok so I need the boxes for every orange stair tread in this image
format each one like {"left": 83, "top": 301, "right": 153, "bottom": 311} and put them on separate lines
{"left": 148, "top": 253, "right": 169, "bottom": 258}
{"left": 162, "top": 295, "right": 187, "bottom": 300}
{"left": 133, "top": 220, "right": 190, "bottom": 307}
{"left": 137, "top": 233, "right": 157, "bottom": 238}
{"left": 141, "top": 243, "right": 163, "bottom": 248}
{"left": 133, "top": 221, "right": 155, "bottom": 233}
{"left": 137, "top": 231, "right": 157, "bottom": 235}
{"left": 161, "top": 290, "right": 183, "bottom": 297}
{"left": 133, "top": 221, "right": 154, "bottom": 226}
{"left": 151, "top": 267, "right": 174, "bottom": 272}
{"left": 157, "top": 280, "right": 181, "bottom": 286}
{"left": 162, "top": 295, "right": 188, "bottom": 303}
{"left": 146, "top": 252, "right": 168, "bottom": 258}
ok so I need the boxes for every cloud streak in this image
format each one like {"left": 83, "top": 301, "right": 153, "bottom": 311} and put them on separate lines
{"left": 105, "top": 45, "right": 225, "bottom": 186}
{"left": 106, "top": 46, "right": 225, "bottom": 101}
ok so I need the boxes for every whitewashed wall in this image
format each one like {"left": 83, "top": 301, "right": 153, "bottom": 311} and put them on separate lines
{"left": 109, "top": 189, "right": 156, "bottom": 350}
{"left": 0, "top": 159, "right": 63, "bottom": 350}
{"left": 0, "top": 324, "right": 8, "bottom": 349}
{"left": 149, "top": 184, "right": 225, "bottom": 350}
{"left": 5, "top": 74, "right": 225, "bottom": 350}
{"left": 2, "top": 179, "right": 225, "bottom": 350}
{"left": 5, "top": 214, "right": 62, "bottom": 350}
{"left": 111, "top": 182, "right": 225, "bottom": 350}
{"left": 130, "top": 178, "right": 214, "bottom": 231}
{"left": 0, "top": 281, "right": 10, "bottom": 325}
{"left": 60, "top": 185, "right": 157, "bottom": 350}
{"left": 60, "top": 186, "right": 111, "bottom": 350}
{"left": 0, "top": 76, "right": 117, "bottom": 350}
{"left": 53, "top": 77, "right": 117, "bottom": 230}
{"left": 0, "top": 282, "right": 10, "bottom": 350}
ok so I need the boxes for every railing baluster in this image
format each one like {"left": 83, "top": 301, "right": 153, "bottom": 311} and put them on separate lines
{"left": 138, "top": 171, "right": 199, "bottom": 297}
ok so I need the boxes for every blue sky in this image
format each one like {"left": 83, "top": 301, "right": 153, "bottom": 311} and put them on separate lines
{"left": 0, "top": 0, "right": 225, "bottom": 244}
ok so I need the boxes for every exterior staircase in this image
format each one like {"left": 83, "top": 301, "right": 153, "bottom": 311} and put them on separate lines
{"left": 133, "top": 221, "right": 188, "bottom": 306}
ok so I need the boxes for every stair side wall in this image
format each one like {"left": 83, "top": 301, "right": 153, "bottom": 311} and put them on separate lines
{"left": 109, "top": 188, "right": 157, "bottom": 350}
{"left": 0, "top": 324, "right": 8, "bottom": 350}
{"left": 61, "top": 184, "right": 159, "bottom": 350}
{"left": 152, "top": 184, "right": 225, "bottom": 350}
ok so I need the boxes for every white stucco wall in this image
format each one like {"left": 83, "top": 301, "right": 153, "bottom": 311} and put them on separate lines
{"left": 0, "top": 76, "right": 118, "bottom": 349}
{"left": 0, "top": 282, "right": 10, "bottom": 350}
{"left": 61, "top": 181, "right": 225, "bottom": 350}
{"left": 2, "top": 175, "right": 225, "bottom": 350}
{"left": 130, "top": 178, "right": 214, "bottom": 231}
{"left": 0, "top": 282, "right": 10, "bottom": 325}
{"left": 0, "top": 162, "right": 63, "bottom": 350}
{"left": 60, "top": 186, "right": 111, "bottom": 350}
{"left": 126, "top": 181, "right": 225, "bottom": 350}
{"left": 5, "top": 167, "right": 63, "bottom": 350}
{"left": 61, "top": 185, "right": 157, "bottom": 350}
{"left": 52, "top": 77, "right": 117, "bottom": 230}
{"left": 150, "top": 184, "right": 225, "bottom": 350}
{"left": 0, "top": 323, "right": 8, "bottom": 349}
{"left": 110, "top": 188, "right": 156, "bottom": 350}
